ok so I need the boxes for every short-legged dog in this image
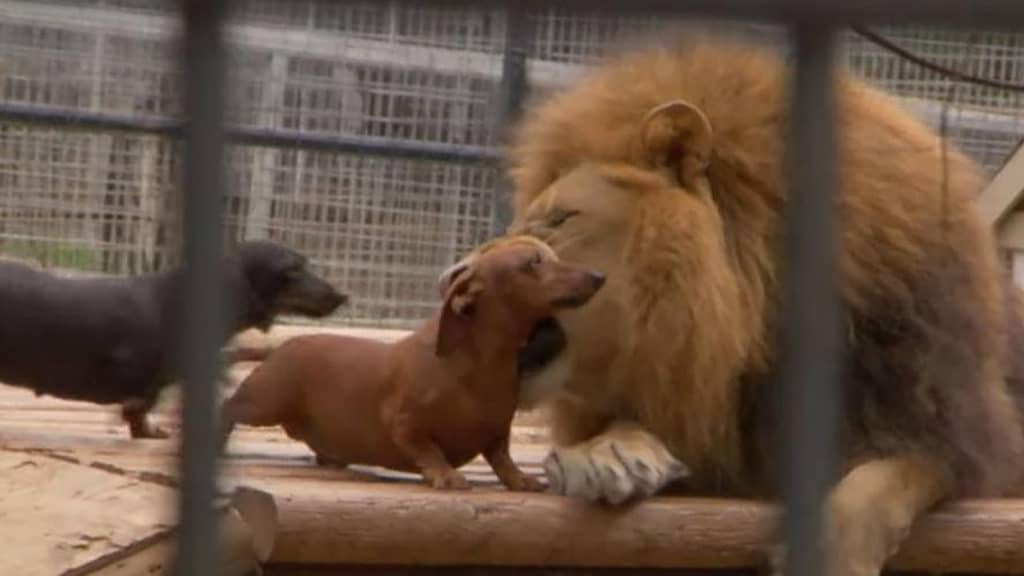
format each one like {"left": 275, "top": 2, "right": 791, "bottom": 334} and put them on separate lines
{"left": 220, "top": 236, "right": 605, "bottom": 490}
{"left": 0, "top": 240, "right": 347, "bottom": 439}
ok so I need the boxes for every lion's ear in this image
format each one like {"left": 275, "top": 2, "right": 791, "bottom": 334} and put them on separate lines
{"left": 640, "top": 99, "right": 713, "bottom": 196}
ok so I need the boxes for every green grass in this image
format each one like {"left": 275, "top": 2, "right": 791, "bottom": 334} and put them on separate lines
{"left": 0, "top": 239, "right": 103, "bottom": 272}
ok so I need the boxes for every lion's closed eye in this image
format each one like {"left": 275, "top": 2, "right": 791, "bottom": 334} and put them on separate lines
{"left": 547, "top": 209, "right": 581, "bottom": 228}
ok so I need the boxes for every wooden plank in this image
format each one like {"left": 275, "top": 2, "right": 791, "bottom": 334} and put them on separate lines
{"left": 11, "top": 357, "right": 1024, "bottom": 575}
{"left": 979, "top": 142, "right": 1024, "bottom": 227}
{"left": 85, "top": 509, "right": 264, "bottom": 576}
{"left": 77, "top": 488, "right": 276, "bottom": 576}
{"left": 0, "top": 447, "right": 280, "bottom": 576}
{"left": 0, "top": 448, "right": 178, "bottom": 575}
{"left": 6, "top": 387, "right": 1024, "bottom": 574}
{"left": 999, "top": 210, "right": 1024, "bottom": 250}
{"left": 254, "top": 480, "right": 1024, "bottom": 574}
{"left": 0, "top": 436, "right": 551, "bottom": 491}
{"left": 262, "top": 566, "right": 744, "bottom": 575}
{"left": 266, "top": 484, "right": 774, "bottom": 569}
{"left": 0, "top": 420, "right": 549, "bottom": 461}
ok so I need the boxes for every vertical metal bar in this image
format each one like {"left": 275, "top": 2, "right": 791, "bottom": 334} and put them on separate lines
{"left": 173, "top": 0, "right": 228, "bottom": 575}
{"left": 780, "top": 23, "right": 842, "bottom": 576}
{"left": 493, "top": 2, "right": 529, "bottom": 235}
{"left": 498, "top": 4, "right": 529, "bottom": 138}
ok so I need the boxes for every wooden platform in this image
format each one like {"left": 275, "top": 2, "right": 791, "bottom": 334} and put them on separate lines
{"left": 3, "top": 325, "right": 1024, "bottom": 575}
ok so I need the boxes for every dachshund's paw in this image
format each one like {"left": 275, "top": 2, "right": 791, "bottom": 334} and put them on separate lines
{"left": 314, "top": 454, "right": 348, "bottom": 468}
{"left": 426, "top": 469, "right": 471, "bottom": 491}
{"left": 505, "top": 473, "right": 546, "bottom": 493}
{"left": 131, "top": 422, "right": 170, "bottom": 439}
{"left": 543, "top": 421, "right": 688, "bottom": 505}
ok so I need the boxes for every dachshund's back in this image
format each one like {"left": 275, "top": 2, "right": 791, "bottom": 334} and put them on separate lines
{"left": 0, "top": 260, "right": 166, "bottom": 402}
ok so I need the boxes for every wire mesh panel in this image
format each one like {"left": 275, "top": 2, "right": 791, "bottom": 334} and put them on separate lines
{"left": 844, "top": 27, "right": 1024, "bottom": 171}
{"left": 1, "top": 0, "right": 1023, "bottom": 329}
{"left": 0, "top": 0, "right": 505, "bottom": 327}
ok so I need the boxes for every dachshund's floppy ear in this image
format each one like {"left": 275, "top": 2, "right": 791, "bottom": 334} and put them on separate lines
{"left": 640, "top": 99, "right": 714, "bottom": 199}
{"left": 437, "top": 261, "right": 468, "bottom": 299}
{"left": 435, "top": 268, "right": 482, "bottom": 357}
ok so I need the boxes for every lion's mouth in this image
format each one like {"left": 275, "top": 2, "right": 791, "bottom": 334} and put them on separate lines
{"left": 517, "top": 316, "right": 567, "bottom": 377}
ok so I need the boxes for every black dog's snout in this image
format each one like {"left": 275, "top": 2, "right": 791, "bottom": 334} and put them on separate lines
{"left": 589, "top": 271, "right": 606, "bottom": 290}
{"left": 330, "top": 290, "right": 350, "bottom": 308}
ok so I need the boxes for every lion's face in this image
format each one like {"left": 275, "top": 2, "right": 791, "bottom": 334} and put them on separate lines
{"left": 508, "top": 162, "right": 680, "bottom": 405}
{"left": 507, "top": 164, "right": 631, "bottom": 405}
{"left": 505, "top": 98, "right": 751, "bottom": 423}
{"left": 512, "top": 162, "right": 636, "bottom": 277}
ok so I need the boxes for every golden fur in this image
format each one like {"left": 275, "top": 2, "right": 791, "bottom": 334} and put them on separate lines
{"left": 502, "top": 37, "right": 1024, "bottom": 574}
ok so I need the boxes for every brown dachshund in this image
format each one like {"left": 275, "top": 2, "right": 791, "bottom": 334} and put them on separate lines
{"left": 219, "top": 236, "right": 606, "bottom": 490}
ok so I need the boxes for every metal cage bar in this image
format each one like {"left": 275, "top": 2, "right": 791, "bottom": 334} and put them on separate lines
{"left": 409, "top": 0, "right": 1024, "bottom": 27}
{"left": 492, "top": 3, "right": 530, "bottom": 235}
{"left": 173, "top": 1, "right": 228, "bottom": 575}
{"left": 780, "top": 24, "right": 841, "bottom": 576}
{"left": 0, "top": 103, "right": 501, "bottom": 164}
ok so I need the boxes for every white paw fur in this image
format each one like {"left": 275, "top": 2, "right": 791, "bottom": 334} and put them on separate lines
{"left": 543, "top": 422, "right": 689, "bottom": 504}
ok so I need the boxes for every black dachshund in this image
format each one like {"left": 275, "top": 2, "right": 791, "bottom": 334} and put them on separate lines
{"left": 0, "top": 240, "right": 347, "bottom": 439}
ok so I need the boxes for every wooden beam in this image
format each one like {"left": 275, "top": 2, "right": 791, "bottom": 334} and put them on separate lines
{"left": 263, "top": 567, "right": 740, "bottom": 575}
{"left": 978, "top": 142, "right": 1024, "bottom": 227}
{"left": 998, "top": 210, "right": 1024, "bottom": 250}
{"left": 263, "top": 481, "right": 1024, "bottom": 574}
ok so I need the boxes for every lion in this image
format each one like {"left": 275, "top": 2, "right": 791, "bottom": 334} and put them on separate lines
{"left": 449, "top": 38, "right": 1024, "bottom": 575}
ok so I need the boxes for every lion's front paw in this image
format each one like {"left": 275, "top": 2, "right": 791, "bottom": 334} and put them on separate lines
{"left": 542, "top": 422, "right": 689, "bottom": 505}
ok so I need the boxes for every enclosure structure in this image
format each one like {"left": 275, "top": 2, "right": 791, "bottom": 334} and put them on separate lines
{"left": 3, "top": 1, "right": 1024, "bottom": 575}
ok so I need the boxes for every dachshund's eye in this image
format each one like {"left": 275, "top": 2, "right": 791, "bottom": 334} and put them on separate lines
{"left": 522, "top": 252, "right": 543, "bottom": 272}
{"left": 548, "top": 209, "right": 580, "bottom": 228}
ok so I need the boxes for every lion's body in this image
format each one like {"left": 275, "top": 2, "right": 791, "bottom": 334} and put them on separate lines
{"left": 508, "top": 37, "right": 1024, "bottom": 508}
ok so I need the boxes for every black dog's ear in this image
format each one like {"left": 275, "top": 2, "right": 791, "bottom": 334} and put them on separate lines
{"left": 252, "top": 245, "right": 306, "bottom": 294}
{"left": 435, "top": 269, "right": 481, "bottom": 357}
{"left": 231, "top": 242, "right": 302, "bottom": 331}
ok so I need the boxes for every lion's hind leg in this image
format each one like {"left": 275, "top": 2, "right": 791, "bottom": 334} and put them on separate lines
{"left": 772, "top": 453, "right": 953, "bottom": 576}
